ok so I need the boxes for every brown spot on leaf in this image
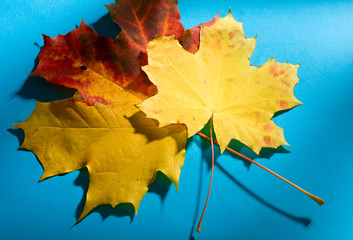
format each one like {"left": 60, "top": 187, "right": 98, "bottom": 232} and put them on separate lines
{"left": 228, "top": 30, "right": 238, "bottom": 40}
{"left": 227, "top": 44, "right": 235, "bottom": 48}
{"left": 279, "top": 70, "right": 285, "bottom": 75}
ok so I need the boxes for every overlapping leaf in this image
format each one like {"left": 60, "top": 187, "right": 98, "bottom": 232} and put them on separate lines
{"left": 139, "top": 12, "right": 302, "bottom": 154}
{"left": 15, "top": 0, "right": 189, "bottom": 220}
{"left": 14, "top": 92, "right": 186, "bottom": 220}
{"left": 15, "top": 0, "right": 220, "bottom": 220}
{"left": 31, "top": 0, "right": 220, "bottom": 104}
{"left": 31, "top": 0, "right": 185, "bottom": 103}
{"left": 14, "top": 0, "right": 303, "bottom": 224}
{"left": 180, "top": 14, "right": 219, "bottom": 54}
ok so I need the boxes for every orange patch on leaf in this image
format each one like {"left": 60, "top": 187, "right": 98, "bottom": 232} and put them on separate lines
{"left": 227, "top": 44, "right": 235, "bottom": 48}
{"left": 215, "top": 40, "right": 221, "bottom": 49}
{"left": 269, "top": 64, "right": 279, "bottom": 77}
{"left": 228, "top": 30, "right": 238, "bottom": 40}
{"left": 78, "top": 93, "right": 109, "bottom": 106}
{"left": 281, "top": 79, "right": 290, "bottom": 87}
{"left": 263, "top": 136, "right": 271, "bottom": 145}
{"left": 152, "top": 109, "right": 162, "bottom": 115}
{"left": 280, "top": 100, "right": 288, "bottom": 109}
{"left": 264, "top": 124, "right": 273, "bottom": 131}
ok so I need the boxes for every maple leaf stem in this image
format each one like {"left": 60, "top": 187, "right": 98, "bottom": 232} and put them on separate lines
{"left": 196, "top": 132, "right": 324, "bottom": 206}
{"left": 197, "top": 116, "right": 215, "bottom": 233}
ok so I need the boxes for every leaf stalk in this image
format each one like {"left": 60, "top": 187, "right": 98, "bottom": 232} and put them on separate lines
{"left": 197, "top": 116, "right": 215, "bottom": 232}
{"left": 196, "top": 132, "right": 324, "bottom": 206}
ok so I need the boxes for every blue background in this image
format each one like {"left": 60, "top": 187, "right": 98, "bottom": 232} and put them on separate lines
{"left": 1, "top": 0, "right": 353, "bottom": 239}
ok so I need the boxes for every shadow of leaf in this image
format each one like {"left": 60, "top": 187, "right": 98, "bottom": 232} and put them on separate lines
{"left": 73, "top": 168, "right": 135, "bottom": 224}
{"left": 189, "top": 121, "right": 310, "bottom": 237}
{"left": 13, "top": 53, "right": 76, "bottom": 102}
{"left": 91, "top": 13, "right": 121, "bottom": 39}
{"left": 8, "top": 128, "right": 24, "bottom": 147}
{"left": 188, "top": 137, "right": 205, "bottom": 240}
{"left": 216, "top": 162, "right": 311, "bottom": 227}
{"left": 198, "top": 118, "right": 290, "bottom": 169}
{"left": 16, "top": 75, "right": 76, "bottom": 102}
{"left": 148, "top": 171, "right": 172, "bottom": 201}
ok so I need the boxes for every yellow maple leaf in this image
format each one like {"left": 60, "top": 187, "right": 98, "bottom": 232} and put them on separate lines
{"left": 139, "top": 12, "right": 302, "bottom": 154}
{"left": 13, "top": 93, "right": 186, "bottom": 221}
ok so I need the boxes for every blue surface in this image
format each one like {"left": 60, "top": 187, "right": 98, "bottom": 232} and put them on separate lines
{"left": 1, "top": 0, "right": 353, "bottom": 239}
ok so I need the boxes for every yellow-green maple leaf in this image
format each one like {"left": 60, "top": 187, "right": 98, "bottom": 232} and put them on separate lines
{"left": 13, "top": 93, "right": 186, "bottom": 221}
{"left": 139, "top": 12, "right": 302, "bottom": 154}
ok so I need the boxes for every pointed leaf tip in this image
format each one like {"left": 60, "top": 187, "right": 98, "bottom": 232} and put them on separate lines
{"left": 227, "top": 8, "right": 232, "bottom": 16}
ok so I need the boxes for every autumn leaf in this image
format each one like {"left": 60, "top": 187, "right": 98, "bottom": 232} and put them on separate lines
{"left": 139, "top": 11, "right": 302, "bottom": 154}
{"left": 106, "top": 0, "right": 185, "bottom": 59}
{"left": 31, "top": 0, "right": 185, "bottom": 103}
{"left": 13, "top": 91, "right": 186, "bottom": 221}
